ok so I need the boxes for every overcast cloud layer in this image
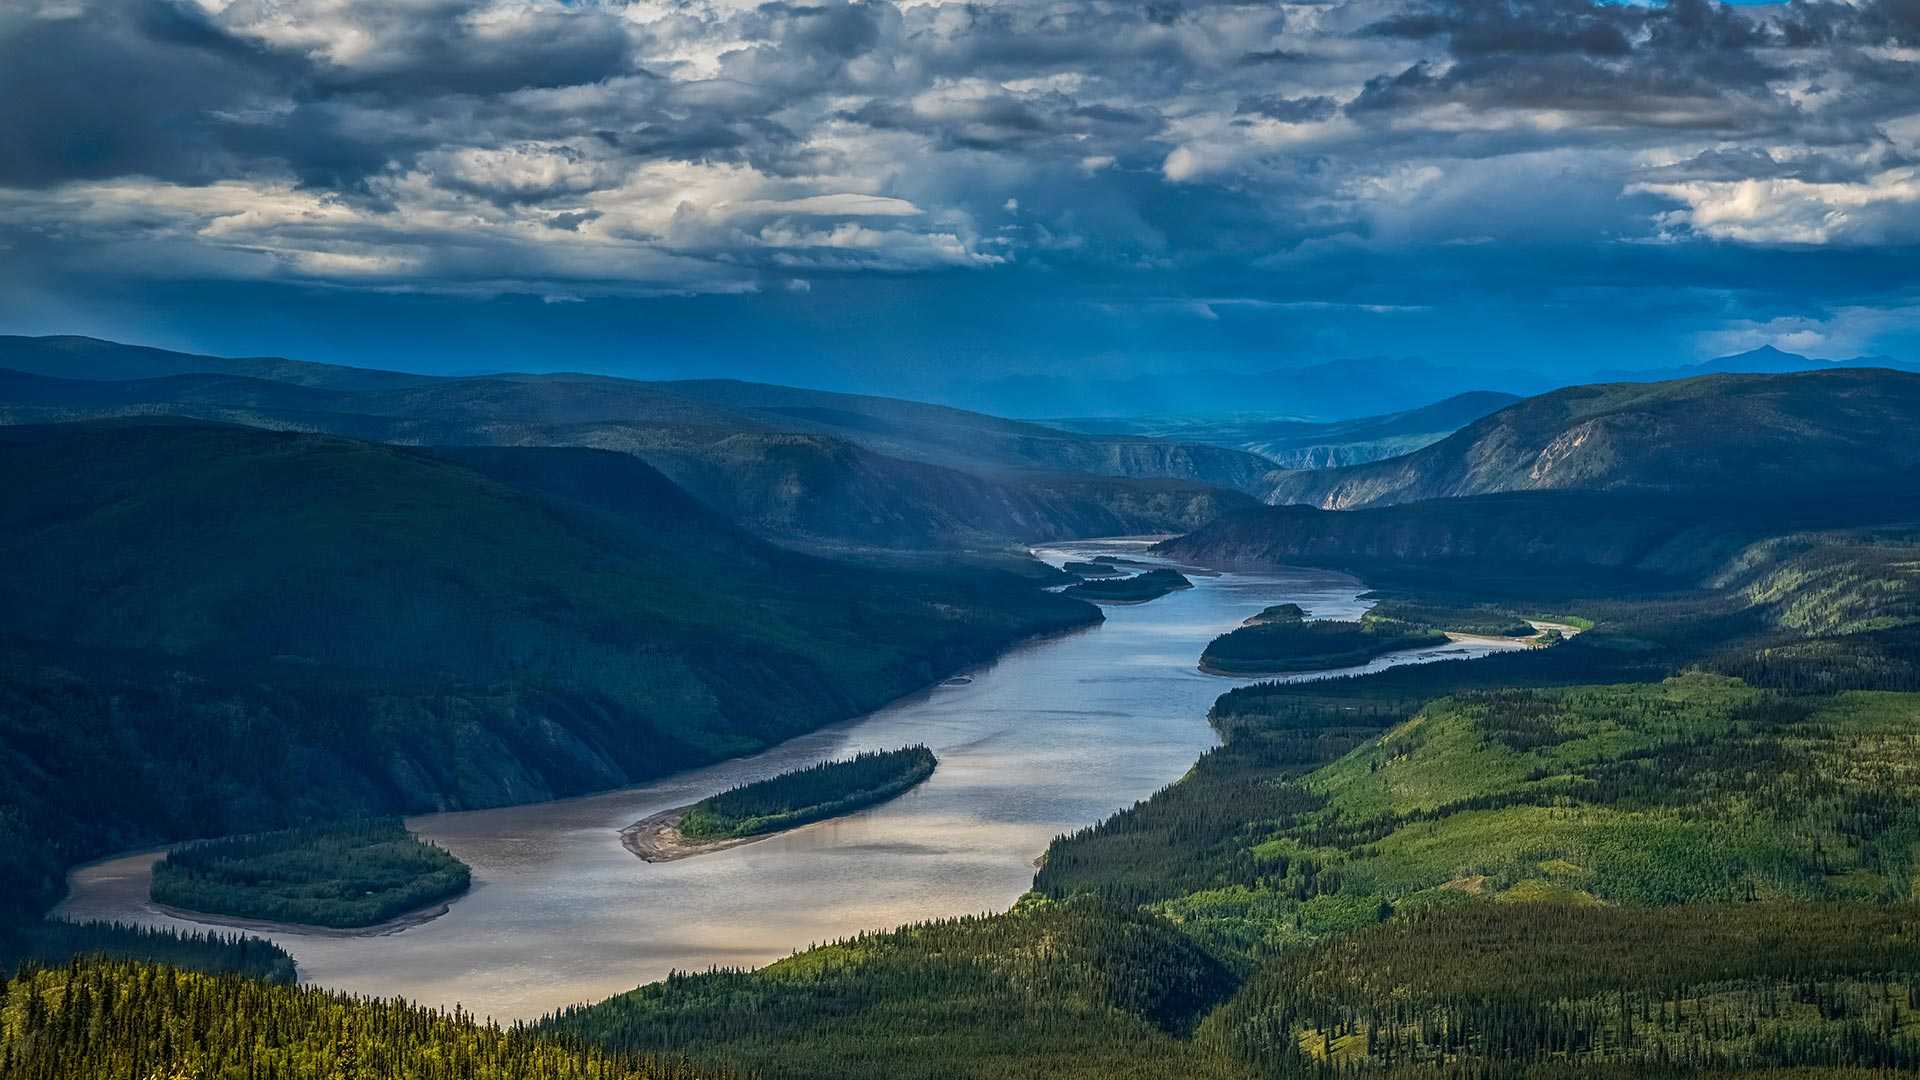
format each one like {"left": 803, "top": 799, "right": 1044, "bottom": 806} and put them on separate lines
{"left": 3, "top": 0, "right": 1919, "bottom": 387}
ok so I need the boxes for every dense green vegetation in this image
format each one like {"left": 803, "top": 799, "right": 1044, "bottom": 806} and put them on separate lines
{"left": 0, "top": 959, "right": 713, "bottom": 1080}
{"left": 151, "top": 819, "right": 470, "bottom": 929}
{"left": 1064, "top": 568, "right": 1195, "bottom": 603}
{"left": 0, "top": 920, "right": 294, "bottom": 984}
{"left": 1246, "top": 604, "right": 1309, "bottom": 625}
{"left": 0, "top": 422, "right": 1097, "bottom": 929}
{"left": 1200, "top": 619, "right": 1449, "bottom": 675}
{"left": 678, "top": 747, "right": 938, "bottom": 840}
{"left": 544, "top": 897, "right": 1243, "bottom": 1080}
{"left": 568, "top": 564, "right": 1920, "bottom": 1068}
{"left": 1063, "top": 560, "right": 1126, "bottom": 577}
{"left": 1207, "top": 902, "right": 1920, "bottom": 1074}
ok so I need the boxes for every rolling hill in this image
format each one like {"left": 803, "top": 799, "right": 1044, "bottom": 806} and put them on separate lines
{"left": 1262, "top": 369, "right": 1920, "bottom": 509}
{"left": 0, "top": 419, "right": 1098, "bottom": 923}
{"left": 0, "top": 336, "right": 1270, "bottom": 549}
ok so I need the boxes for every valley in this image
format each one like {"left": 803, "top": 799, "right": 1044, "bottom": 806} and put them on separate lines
{"left": 50, "top": 543, "right": 1526, "bottom": 1020}
{"left": 7, "top": 342, "right": 1920, "bottom": 1080}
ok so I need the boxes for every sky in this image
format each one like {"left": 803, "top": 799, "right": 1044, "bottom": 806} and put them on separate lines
{"left": 2, "top": 0, "right": 1919, "bottom": 404}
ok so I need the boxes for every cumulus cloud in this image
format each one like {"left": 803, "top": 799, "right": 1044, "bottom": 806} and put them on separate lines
{"left": 1631, "top": 170, "right": 1920, "bottom": 245}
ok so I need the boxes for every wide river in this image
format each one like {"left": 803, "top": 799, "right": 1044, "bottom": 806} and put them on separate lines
{"left": 56, "top": 541, "right": 1524, "bottom": 1021}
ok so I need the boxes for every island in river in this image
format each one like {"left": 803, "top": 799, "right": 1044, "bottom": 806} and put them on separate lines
{"left": 149, "top": 818, "right": 471, "bottom": 931}
{"left": 1062, "top": 568, "right": 1194, "bottom": 604}
{"left": 1199, "top": 615, "right": 1448, "bottom": 675}
{"left": 624, "top": 747, "right": 938, "bottom": 863}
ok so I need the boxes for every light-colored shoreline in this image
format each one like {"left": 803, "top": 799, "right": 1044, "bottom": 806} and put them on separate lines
{"left": 1447, "top": 619, "right": 1586, "bottom": 647}
{"left": 620, "top": 807, "right": 773, "bottom": 863}
{"left": 150, "top": 897, "right": 459, "bottom": 939}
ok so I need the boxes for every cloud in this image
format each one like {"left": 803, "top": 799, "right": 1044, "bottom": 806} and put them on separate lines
{"left": 1, "top": 0, "right": 1919, "bottom": 325}
{"left": 1631, "top": 169, "right": 1920, "bottom": 245}
{"left": 1697, "top": 306, "right": 1920, "bottom": 357}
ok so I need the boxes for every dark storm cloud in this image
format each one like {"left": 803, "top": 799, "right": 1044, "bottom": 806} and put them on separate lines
{"left": 0, "top": 0, "right": 298, "bottom": 186}
{"left": 1236, "top": 94, "right": 1338, "bottom": 123}
{"left": 1368, "top": 0, "right": 1636, "bottom": 56}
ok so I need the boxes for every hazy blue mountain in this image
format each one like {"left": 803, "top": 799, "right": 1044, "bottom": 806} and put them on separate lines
{"left": 945, "top": 357, "right": 1552, "bottom": 420}
{"left": 947, "top": 347, "right": 1915, "bottom": 421}
{"left": 0, "top": 335, "right": 435, "bottom": 391}
{"left": 1045, "top": 391, "right": 1522, "bottom": 469}
{"left": 1604, "top": 345, "right": 1917, "bottom": 383}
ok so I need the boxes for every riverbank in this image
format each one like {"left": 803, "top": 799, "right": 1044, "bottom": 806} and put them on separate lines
{"left": 1446, "top": 619, "right": 1586, "bottom": 647}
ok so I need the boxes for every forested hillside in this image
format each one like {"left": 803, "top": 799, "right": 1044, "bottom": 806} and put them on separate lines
{"left": 0, "top": 420, "right": 1096, "bottom": 926}
{"left": 0, "top": 959, "right": 714, "bottom": 1080}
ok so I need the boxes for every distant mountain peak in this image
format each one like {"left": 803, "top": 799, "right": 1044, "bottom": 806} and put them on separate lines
{"left": 1710, "top": 344, "right": 1807, "bottom": 364}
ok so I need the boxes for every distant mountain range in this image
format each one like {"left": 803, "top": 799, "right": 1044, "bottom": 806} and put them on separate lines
{"left": 943, "top": 346, "right": 1916, "bottom": 421}
{"left": 1262, "top": 368, "right": 1920, "bottom": 509}
{"left": 1162, "top": 367, "right": 1920, "bottom": 589}
{"left": 1047, "top": 391, "right": 1522, "bottom": 469}
{"left": 1604, "top": 344, "right": 1914, "bottom": 382}
{"left": 946, "top": 357, "right": 1550, "bottom": 420}
{"left": 0, "top": 336, "right": 1270, "bottom": 550}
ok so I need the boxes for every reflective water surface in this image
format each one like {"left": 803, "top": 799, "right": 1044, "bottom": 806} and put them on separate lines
{"left": 56, "top": 543, "right": 1523, "bottom": 1021}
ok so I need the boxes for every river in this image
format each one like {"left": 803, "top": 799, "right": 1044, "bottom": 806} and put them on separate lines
{"left": 54, "top": 542, "right": 1526, "bottom": 1021}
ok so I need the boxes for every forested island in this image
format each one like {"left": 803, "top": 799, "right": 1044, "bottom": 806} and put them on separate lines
{"left": 1243, "top": 603, "right": 1309, "bottom": 625}
{"left": 1199, "top": 611, "right": 1448, "bottom": 674}
{"left": 625, "top": 747, "right": 938, "bottom": 861}
{"left": 1062, "top": 568, "right": 1194, "bottom": 603}
{"left": 150, "top": 819, "right": 471, "bottom": 930}
{"left": 1362, "top": 597, "right": 1536, "bottom": 637}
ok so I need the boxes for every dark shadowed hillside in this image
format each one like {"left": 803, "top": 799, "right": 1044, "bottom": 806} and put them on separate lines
{"left": 0, "top": 335, "right": 435, "bottom": 391}
{"left": 1156, "top": 490, "right": 1920, "bottom": 595}
{"left": 0, "top": 336, "right": 1268, "bottom": 548}
{"left": 0, "top": 420, "right": 1097, "bottom": 923}
{"left": 1264, "top": 369, "right": 1920, "bottom": 509}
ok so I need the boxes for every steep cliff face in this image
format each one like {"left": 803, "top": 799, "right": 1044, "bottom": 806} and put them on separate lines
{"left": 1156, "top": 490, "right": 1920, "bottom": 592}
{"left": 1250, "top": 435, "right": 1445, "bottom": 470}
{"left": 1263, "top": 370, "right": 1920, "bottom": 509}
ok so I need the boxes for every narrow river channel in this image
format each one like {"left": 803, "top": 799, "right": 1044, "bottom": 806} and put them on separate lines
{"left": 55, "top": 542, "right": 1525, "bottom": 1021}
